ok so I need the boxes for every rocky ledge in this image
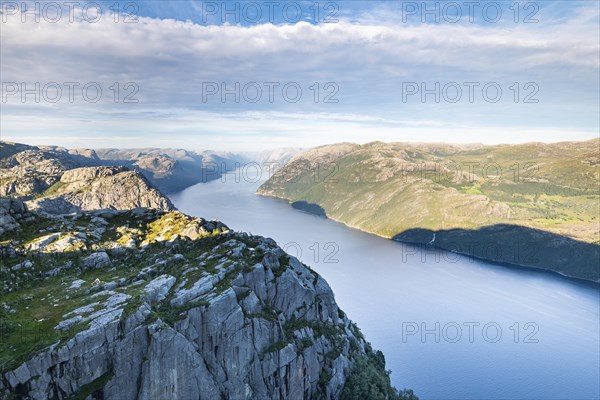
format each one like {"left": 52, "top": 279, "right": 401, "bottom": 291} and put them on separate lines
{"left": 0, "top": 204, "right": 410, "bottom": 399}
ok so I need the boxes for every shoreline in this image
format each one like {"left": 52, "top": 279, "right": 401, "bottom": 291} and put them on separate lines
{"left": 256, "top": 191, "right": 600, "bottom": 286}
{"left": 394, "top": 238, "right": 600, "bottom": 287}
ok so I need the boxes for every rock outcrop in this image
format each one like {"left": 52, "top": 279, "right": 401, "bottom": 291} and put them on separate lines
{"left": 0, "top": 208, "right": 400, "bottom": 399}
{"left": 24, "top": 166, "right": 174, "bottom": 214}
{"left": 0, "top": 198, "right": 28, "bottom": 236}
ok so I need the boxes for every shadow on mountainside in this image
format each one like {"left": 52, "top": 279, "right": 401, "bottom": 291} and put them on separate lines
{"left": 393, "top": 224, "right": 600, "bottom": 282}
{"left": 291, "top": 201, "right": 327, "bottom": 217}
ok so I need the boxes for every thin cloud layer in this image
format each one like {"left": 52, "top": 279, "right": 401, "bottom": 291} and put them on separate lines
{"left": 1, "top": 2, "right": 598, "bottom": 149}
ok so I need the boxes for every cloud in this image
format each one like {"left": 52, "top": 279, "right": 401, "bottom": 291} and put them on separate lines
{"left": 1, "top": 3, "right": 598, "bottom": 149}
{"left": 3, "top": 6, "right": 597, "bottom": 84}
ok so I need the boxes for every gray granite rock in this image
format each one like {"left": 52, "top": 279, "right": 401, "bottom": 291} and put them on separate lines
{"left": 1, "top": 223, "right": 371, "bottom": 400}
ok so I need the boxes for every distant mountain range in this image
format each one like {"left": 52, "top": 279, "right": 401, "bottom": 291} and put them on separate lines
{"left": 257, "top": 140, "right": 600, "bottom": 282}
{"left": 94, "top": 147, "right": 241, "bottom": 193}
{"left": 0, "top": 142, "right": 302, "bottom": 207}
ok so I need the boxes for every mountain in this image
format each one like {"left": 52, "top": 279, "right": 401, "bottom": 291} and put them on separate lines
{"left": 0, "top": 201, "right": 413, "bottom": 399}
{"left": 0, "top": 142, "right": 248, "bottom": 197}
{"left": 26, "top": 166, "right": 175, "bottom": 214}
{"left": 257, "top": 140, "right": 600, "bottom": 282}
{"left": 0, "top": 143, "right": 173, "bottom": 214}
{"left": 94, "top": 148, "right": 246, "bottom": 194}
{"left": 0, "top": 142, "right": 302, "bottom": 197}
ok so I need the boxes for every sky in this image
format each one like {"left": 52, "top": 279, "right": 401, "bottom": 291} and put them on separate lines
{"left": 0, "top": 0, "right": 598, "bottom": 151}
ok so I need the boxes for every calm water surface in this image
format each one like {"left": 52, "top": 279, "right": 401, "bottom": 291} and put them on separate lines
{"left": 170, "top": 171, "right": 600, "bottom": 400}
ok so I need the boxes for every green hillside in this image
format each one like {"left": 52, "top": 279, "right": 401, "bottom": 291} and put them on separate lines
{"left": 258, "top": 140, "right": 600, "bottom": 281}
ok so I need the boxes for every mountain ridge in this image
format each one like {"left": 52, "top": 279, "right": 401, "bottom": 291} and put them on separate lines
{"left": 257, "top": 139, "right": 600, "bottom": 282}
{"left": 0, "top": 142, "right": 246, "bottom": 196}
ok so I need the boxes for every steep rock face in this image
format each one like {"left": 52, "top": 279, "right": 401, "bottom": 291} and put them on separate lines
{"left": 25, "top": 166, "right": 174, "bottom": 214}
{"left": 0, "top": 209, "right": 383, "bottom": 400}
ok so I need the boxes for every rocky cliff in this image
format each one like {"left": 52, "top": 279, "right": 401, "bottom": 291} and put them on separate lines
{"left": 26, "top": 166, "right": 174, "bottom": 214}
{"left": 0, "top": 204, "right": 408, "bottom": 399}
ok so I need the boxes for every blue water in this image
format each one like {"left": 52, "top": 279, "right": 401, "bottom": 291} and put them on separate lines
{"left": 170, "top": 171, "right": 600, "bottom": 400}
